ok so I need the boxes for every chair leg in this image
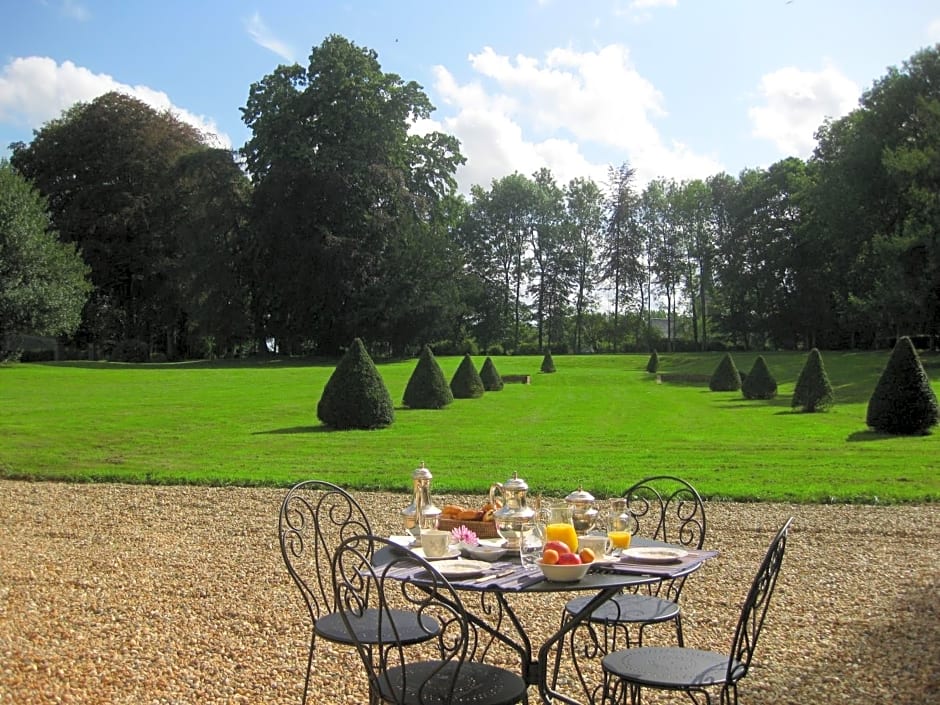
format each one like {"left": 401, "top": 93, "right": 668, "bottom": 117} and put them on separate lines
{"left": 550, "top": 610, "right": 571, "bottom": 689}
{"left": 675, "top": 612, "right": 685, "bottom": 647}
{"left": 302, "top": 631, "right": 316, "bottom": 705}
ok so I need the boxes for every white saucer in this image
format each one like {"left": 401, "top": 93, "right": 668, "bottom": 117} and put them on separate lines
{"left": 620, "top": 547, "right": 688, "bottom": 564}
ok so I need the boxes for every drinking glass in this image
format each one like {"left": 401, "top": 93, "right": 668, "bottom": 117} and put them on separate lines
{"left": 519, "top": 529, "right": 544, "bottom": 571}
{"left": 541, "top": 503, "right": 578, "bottom": 553}
{"left": 607, "top": 499, "right": 634, "bottom": 555}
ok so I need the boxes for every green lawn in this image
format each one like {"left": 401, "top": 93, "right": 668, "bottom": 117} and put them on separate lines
{"left": 1, "top": 352, "right": 938, "bottom": 503}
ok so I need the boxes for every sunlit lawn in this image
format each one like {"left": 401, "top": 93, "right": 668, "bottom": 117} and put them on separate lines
{"left": 1, "top": 351, "right": 938, "bottom": 503}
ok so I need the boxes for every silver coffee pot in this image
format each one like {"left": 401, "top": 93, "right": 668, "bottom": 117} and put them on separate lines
{"left": 401, "top": 462, "right": 441, "bottom": 544}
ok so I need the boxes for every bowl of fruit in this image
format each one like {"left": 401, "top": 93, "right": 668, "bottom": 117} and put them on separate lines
{"left": 536, "top": 540, "right": 596, "bottom": 582}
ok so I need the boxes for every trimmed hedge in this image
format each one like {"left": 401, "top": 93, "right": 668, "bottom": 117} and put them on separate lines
{"left": 480, "top": 356, "right": 504, "bottom": 392}
{"left": 866, "top": 336, "right": 939, "bottom": 434}
{"left": 450, "top": 354, "right": 485, "bottom": 399}
{"left": 709, "top": 353, "right": 741, "bottom": 391}
{"left": 742, "top": 355, "right": 778, "bottom": 400}
{"left": 403, "top": 345, "right": 453, "bottom": 409}
{"left": 791, "top": 348, "right": 834, "bottom": 413}
{"left": 541, "top": 351, "right": 556, "bottom": 374}
{"left": 317, "top": 338, "right": 395, "bottom": 429}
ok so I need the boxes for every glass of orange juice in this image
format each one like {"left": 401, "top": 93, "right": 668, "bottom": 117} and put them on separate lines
{"left": 542, "top": 504, "right": 578, "bottom": 553}
{"left": 607, "top": 499, "right": 634, "bottom": 555}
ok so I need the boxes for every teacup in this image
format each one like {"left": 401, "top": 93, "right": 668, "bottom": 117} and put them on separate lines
{"left": 577, "top": 534, "right": 611, "bottom": 557}
{"left": 421, "top": 529, "right": 451, "bottom": 558}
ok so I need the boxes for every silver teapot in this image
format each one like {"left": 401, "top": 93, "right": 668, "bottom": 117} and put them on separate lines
{"left": 565, "top": 485, "right": 599, "bottom": 534}
{"left": 488, "top": 471, "right": 536, "bottom": 549}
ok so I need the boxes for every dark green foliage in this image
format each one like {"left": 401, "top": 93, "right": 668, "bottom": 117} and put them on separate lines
{"left": 450, "top": 354, "right": 485, "bottom": 398}
{"left": 646, "top": 350, "right": 659, "bottom": 374}
{"left": 480, "top": 356, "right": 504, "bottom": 391}
{"left": 709, "top": 353, "right": 741, "bottom": 391}
{"left": 110, "top": 340, "right": 150, "bottom": 363}
{"left": 742, "top": 355, "right": 778, "bottom": 400}
{"left": 402, "top": 345, "right": 453, "bottom": 409}
{"left": 866, "top": 336, "right": 939, "bottom": 434}
{"left": 317, "top": 338, "right": 395, "bottom": 429}
{"left": 0, "top": 164, "right": 91, "bottom": 349}
{"left": 791, "top": 348, "right": 834, "bottom": 412}
{"left": 541, "top": 351, "right": 556, "bottom": 373}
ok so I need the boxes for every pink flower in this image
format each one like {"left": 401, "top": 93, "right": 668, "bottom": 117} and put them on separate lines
{"left": 450, "top": 525, "right": 478, "bottom": 546}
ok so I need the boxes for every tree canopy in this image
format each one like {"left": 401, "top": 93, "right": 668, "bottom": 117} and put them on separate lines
{"left": 0, "top": 162, "right": 90, "bottom": 354}
{"left": 242, "top": 34, "right": 465, "bottom": 356}
{"left": 6, "top": 41, "right": 940, "bottom": 360}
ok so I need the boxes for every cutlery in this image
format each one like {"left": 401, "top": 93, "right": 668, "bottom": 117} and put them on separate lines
{"left": 472, "top": 568, "right": 516, "bottom": 583}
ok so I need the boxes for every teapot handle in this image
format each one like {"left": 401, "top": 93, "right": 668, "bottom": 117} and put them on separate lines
{"left": 488, "top": 482, "right": 503, "bottom": 508}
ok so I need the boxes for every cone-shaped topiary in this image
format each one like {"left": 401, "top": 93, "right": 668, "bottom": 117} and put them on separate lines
{"left": 646, "top": 350, "right": 659, "bottom": 374}
{"left": 317, "top": 338, "right": 395, "bottom": 429}
{"left": 450, "top": 354, "right": 485, "bottom": 398}
{"left": 541, "top": 351, "right": 556, "bottom": 373}
{"left": 403, "top": 345, "right": 454, "bottom": 409}
{"left": 791, "top": 348, "right": 834, "bottom": 413}
{"left": 709, "top": 353, "right": 741, "bottom": 391}
{"left": 742, "top": 355, "right": 778, "bottom": 400}
{"left": 480, "top": 356, "right": 504, "bottom": 391}
{"left": 866, "top": 336, "right": 939, "bottom": 435}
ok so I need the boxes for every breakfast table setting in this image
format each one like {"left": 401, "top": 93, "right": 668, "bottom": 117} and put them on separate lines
{"left": 377, "top": 465, "right": 719, "bottom": 704}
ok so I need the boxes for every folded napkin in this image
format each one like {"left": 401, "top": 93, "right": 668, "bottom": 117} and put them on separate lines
{"left": 606, "top": 548, "right": 719, "bottom": 577}
{"left": 377, "top": 560, "right": 544, "bottom": 591}
{"left": 450, "top": 563, "right": 545, "bottom": 590}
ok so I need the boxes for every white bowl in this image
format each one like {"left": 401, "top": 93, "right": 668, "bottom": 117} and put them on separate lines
{"left": 537, "top": 560, "right": 590, "bottom": 582}
{"left": 458, "top": 542, "right": 508, "bottom": 562}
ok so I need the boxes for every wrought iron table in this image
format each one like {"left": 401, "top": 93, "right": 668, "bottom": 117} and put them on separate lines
{"left": 375, "top": 539, "right": 712, "bottom": 705}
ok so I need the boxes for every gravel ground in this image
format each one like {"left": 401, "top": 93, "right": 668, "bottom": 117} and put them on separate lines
{"left": 1, "top": 480, "right": 938, "bottom": 705}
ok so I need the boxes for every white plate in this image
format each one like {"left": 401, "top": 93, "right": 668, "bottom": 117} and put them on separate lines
{"left": 427, "top": 559, "right": 491, "bottom": 579}
{"left": 478, "top": 538, "right": 507, "bottom": 548}
{"left": 621, "top": 547, "right": 688, "bottom": 564}
{"left": 412, "top": 546, "right": 460, "bottom": 561}
{"left": 458, "top": 542, "right": 508, "bottom": 562}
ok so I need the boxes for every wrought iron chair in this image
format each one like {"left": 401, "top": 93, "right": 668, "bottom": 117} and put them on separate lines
{"left": 278, "top": 480, "right": 440, "bottom": 705}
{"left": 600, "top": 517, "right": 793, "bottom": 705}
{"left": 332, "top": 535, "right": 528, "bottom": 705}
{"left": 563, "top": 476, "right": 707, "bottom": 648}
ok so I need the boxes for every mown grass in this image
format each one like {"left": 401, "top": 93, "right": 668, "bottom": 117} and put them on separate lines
{"left": 1, "top": 352, "right": 938, "bottom": 503}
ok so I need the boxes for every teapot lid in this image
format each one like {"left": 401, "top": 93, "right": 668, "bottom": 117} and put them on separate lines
{"left": 502, "top": 471, "right": 528, "bottom": 491}
{"left": 565, "top": 485, "right": 595, "bottom": 503}
{"left": 412, "top": 461, "right": 432, "bottom": 480}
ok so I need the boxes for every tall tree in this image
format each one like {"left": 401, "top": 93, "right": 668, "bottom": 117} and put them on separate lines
{"left": 10, "top": 92, "right": 210, "bottom": 354}
{"left": 168, "top": 149, "right": 254, "bottom": 357}
{"left": 242, "top": 35, "right": 464, "bottom": 355}
{"left": 565, "top": 176, "right": 605, "bottom": 353}
{"left": 601, "top": 163, "right": 644, "bottom": 350}
{"left": 0, "top": 162, "right": 91, "bottom": 354}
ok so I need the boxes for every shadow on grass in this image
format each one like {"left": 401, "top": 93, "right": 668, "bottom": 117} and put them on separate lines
{"left": 35, "top": 356, "right": 341, "bottom": 370}
{"left": 846, "top": 429, "right": 893, "bottom": 442}
{"left": 254, "top": 425, "right": 331, "bottom": 435}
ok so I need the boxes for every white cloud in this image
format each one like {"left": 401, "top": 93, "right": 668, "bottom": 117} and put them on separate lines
{"left": 0, "top": 56, "right": 231, "bottom": 148}
{"left": 748, "top": 63, "right": 859, "bottom": 157}
{"left": 244, "top": 12, "right": 296, "bottom": 63}
{"left": 928, "top": 18, "right": 940, "bottom": 42}
{"left": 431, "top": 44, "right": 722, "bottom": 193}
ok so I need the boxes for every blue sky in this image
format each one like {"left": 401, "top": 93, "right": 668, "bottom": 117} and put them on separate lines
{"left": 2, "top": 0, "right": 938, "bottom": 193}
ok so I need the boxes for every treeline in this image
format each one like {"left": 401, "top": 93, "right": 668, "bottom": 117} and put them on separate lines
{"left": 4, "top": 36, "right": 939, "bottom": 360}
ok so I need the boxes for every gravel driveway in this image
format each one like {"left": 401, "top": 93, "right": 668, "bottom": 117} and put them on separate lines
{"left": 1, "top": 480, "right": 937, "bottom": 704}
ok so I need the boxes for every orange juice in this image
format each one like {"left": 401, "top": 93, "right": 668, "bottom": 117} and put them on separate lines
{"left": 546, "top": 523, "right": 579, "bottom": 553}
{"left": 607, "top": 531, "right": 632, "bottom": 549}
